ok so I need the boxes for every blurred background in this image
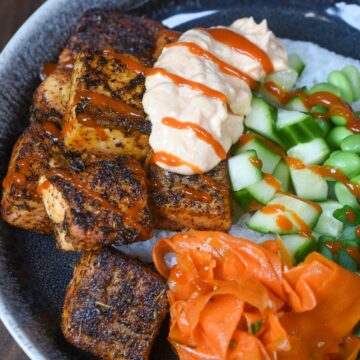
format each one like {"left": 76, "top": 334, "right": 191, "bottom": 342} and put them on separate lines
{"left": 0, "top": 0, "right": 44, "bottom": 50}
{"left": 0, "top": 1, "right": 44, "bottom": 357}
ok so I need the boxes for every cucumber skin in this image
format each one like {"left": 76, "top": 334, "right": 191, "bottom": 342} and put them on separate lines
{"left": 246, "top": 212, "right": 297, "bottom": 235}
{"left": 282, "top": 235, "right": 316, "bottom": 265}
{"left": 246, "top": 194, "right": 322, "bottom": 234}
{"left": 290, "top": 168, "right": 328, "bottom": 201}
{"left": 277, "top": 116, "right": 323, "bottom": 149}
{"left": 236, "top": 138, "right": 281, "bottom": 174}
{"left": 273, "top": 160, "right": 291, "bottom": 191}
{"left": 288, "top": 54, "right": 305, "bottom": 76}
{"left": 228, "top": 150, "right": 263, "bottom": 191}
{"left": 287, "top": 138, "right": 330, "bottom": 165}
{"left": 313, "top": 201, "right": 344, "bottom": 238}
{"left": 334, "top": 174, "right": 360, "bottom": 209}
{"left": 244, "top": 97, "right": 283, "bottom": 146}
{"left": 232, "top": 189, "right": 260, "bottom": 212}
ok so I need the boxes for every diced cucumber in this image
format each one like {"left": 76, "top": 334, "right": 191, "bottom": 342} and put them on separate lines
{"left": 342, "top": 65, "right": 360, "bottom": 101}
{"left": 264, "top": 69, "right": 298, "bottom": 91}
{"left": 316, "top": 119, "right": 332, "bottom": 136}
{"left": 328, "top": 70, "right": 354, "bottom": 104}
{"left": 290, "top": 168, "right": 328, "bottom": 201}
{"left": 232, "top": 189, "right": 259, "bottom": 212}
{"left": 247, "top": 177, "right": 279, "bottom": 205}
{"left": 313, "top": 201, "right": 344, "bottom": 238}
{"left": 306, "top": 103, "right": 332, "bottom": 136}
{"left": 246, "top": 193, "right": 322, "bottom": 234}
{"left": 287, "top": 138, "right": 330, "bottom": 165}
{"left": 231, "top": 199, "right": 242, "bottom": 224}
{"left": 244, "top": 97, "right": 281, "bottom": 145}
{"left": 334, "top": 174, "right": 360, "bottom": 209}
{"left": 285, "top": 96, "right": 308, "bottom": 112}
{"left": 276, "top": 109, "right": 323, "bottom": 148}
{"left": 269, "top": 193, "right": 322, "bottom": 227}
{"left": 288, "top": 54, "right": 305, "bottom": 76}
{"left": 247, "top": 209, "right": 296, "bottom": 234}
{"left": 228, "top": 150, "right": 263, "bottom": 191}
{"left": 281, "top": 234, "right": 316, "bottom": 265}
{"left": 326, "top": 126, "right": 353, "bottom": 149}
{"left": 236, "top": 137, "right": 281, "bottom": 173}
{"left": 273, "top": 159, "right": 291, "bottom": 191}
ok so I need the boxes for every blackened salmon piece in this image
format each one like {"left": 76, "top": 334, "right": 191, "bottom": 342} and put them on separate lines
{"left": 31, "top": 11, "right": 165, "bottom": 127}
{"left": 147, "top": 157, "right": 232, "bottom": 231}
{"left": 59, "top": 10, "right": 165, "bottom": 67}
{"left": 63, "top": 51, "right": 150, "bottom": 160}
{"left": 62, "top": 249, "right": 168, "bottom": 360}
{"left": 1, "top": 122, "right": 65, "bottom": 233}
{"left": 31, "top": 67, "right": 71, "bottom": 126}
{"left": 38, "top": 157, "right": 152, "bottom": 251}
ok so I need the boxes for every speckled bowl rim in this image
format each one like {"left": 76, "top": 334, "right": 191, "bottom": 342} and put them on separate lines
{"left": 0, "top": 1, "right": 61, "bottom": 355}
{"left": 0, "top": 1, "right": 148, "bottom": 358}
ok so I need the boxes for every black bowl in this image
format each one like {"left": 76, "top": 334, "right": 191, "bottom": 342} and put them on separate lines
{"left": 0, "top": 0, "right": 359, "bottom": 359}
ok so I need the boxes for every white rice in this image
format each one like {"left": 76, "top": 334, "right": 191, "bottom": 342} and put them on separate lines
{"left": 118, "top": 39, "right": 360, "bottom": 263}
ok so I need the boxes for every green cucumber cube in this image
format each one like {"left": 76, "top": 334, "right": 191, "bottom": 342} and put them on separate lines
{"left": 228, "top": 150, "right": 263, "bottom": 191}
{"left": 290, "top": 168, "right": 328, "bottom": 201}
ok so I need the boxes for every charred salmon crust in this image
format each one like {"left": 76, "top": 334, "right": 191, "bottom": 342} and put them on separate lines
{"left": 61, "top": 249, "right": 169, "bottom": 360}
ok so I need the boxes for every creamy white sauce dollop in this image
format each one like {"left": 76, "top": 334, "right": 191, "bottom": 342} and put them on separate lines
{"left": 143, "top": 17, "right": 288, "bottom": 175}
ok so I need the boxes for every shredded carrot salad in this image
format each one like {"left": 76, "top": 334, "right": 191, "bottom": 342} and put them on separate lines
{"left": 153, "top": 230, "right": 360, "bottom": 360}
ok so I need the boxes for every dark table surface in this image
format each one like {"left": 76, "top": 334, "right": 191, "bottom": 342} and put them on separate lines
{"left": 0, "top": 1, "right": 45, "bottom": 358}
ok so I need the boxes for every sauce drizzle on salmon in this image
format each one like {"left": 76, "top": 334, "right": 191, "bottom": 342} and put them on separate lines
{"left": 38, "top": 169, "right": 147, "bottom": 237}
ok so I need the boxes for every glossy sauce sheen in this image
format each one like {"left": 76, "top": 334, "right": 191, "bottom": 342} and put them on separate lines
{"left": 75, "top": 91, "right": 143, "bottom": 119}
{"left": 147, "top": 67, "right": 228, "bottom": 103}
{"left": 345, "top": 209, "right": 355, "bottom": 223}
{"left": 239, "top": 133, "right": 360, "bottom": 199}
{"left": 158, "top": 29, "right": 182, "bottom": 42}
{"left": 2, "top": 123, "right": 59, "bottom": 191}
{"left": 40, "top": 169, "right": 147, "bottom": 236}
{"left": 43, "top": 122, "right": 62, "bottom": 141}
{"left": 151, "top": 151, "right": 203, "bottom": 174}
{"left": 264, "top": 82, "right": 360, "bottom": 133}
{"left": 181, "top": 187, "right": 212, "bottom": 203}
{"left": 263, "top": 173, "right": 281, "bottom": 190}
{"left": 202, "top": 175, "right": 229, "bottom": 196}
{"left": 63, "top": 88, "right": 143, "bottom": 137}
{"left": 161, "top": 117, "right": 226, "bottom": 159}
{"left": 102, "top": 48, "right": 147, "bottom": 74}
{"left": 260, "top": 202, "right": 311, "bottom": 235}
{"left": 203, "top": 28, "right": 274, "bottom": 74}
{"left": 325, "top": 241, "right": 360, "bottom": 266}
{"left": 165, "top": 42, "right": 258, "bottom": 89}
{"left": 356, "top": 227, "right": 360, "bottom": 238}
{"left": 40, "top": 62, "right": 57, "bottom": 80}
{"left": 261, "top": 204, "right": 293, "bottom": 232}
{"left": 77, "top": 114, "right": 108, "bottom": 140}
{"left": 249, "top": 157, "right": 263, "bottom": 168}
{"left": 40, "top": 58, "right": 75, "bottom": 80}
